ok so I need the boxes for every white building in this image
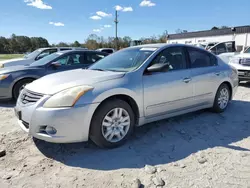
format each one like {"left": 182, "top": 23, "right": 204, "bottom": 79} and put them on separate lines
{"left": 166, "top": 25, "right": 250, "bottom": 51}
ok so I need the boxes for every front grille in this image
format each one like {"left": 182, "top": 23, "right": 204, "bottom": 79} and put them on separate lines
{"left": 22, "top": 120, "right": 29, "bottom": 129}
{"left": 20, "top": 89, "right": 44, "bottom": 105}
{"left": 238, "top": 70, "right": 250, "bottom": 77}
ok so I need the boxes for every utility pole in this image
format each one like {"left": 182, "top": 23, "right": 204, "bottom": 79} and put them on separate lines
{"left": 114, "top": 10, "right": 119, "bottom": 50}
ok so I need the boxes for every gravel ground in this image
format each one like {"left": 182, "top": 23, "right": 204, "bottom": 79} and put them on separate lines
{"left": 0, "top": 83, "right": 250, "bottom": 188}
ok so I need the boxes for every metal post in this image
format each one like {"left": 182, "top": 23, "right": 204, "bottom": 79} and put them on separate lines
{"left": 114, "top": 10, "right": 118, "bottom": 50}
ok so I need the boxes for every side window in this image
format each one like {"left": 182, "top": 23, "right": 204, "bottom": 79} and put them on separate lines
{"left": 102, "top": 49, "right": 113, "bottom": 54}
{"left": 150, "top": 47, "right": 187, "bottom": 71}
{"left": 56, "top": 53, "right": 84, "bottom": 65}
{"left": 36, "top": 49, "right": 57, "bottom": 60}
{"left": 60, "top": 48, "right": 72, "bottom": 51}
{"left": 85, "top": 52, "right": 107, "bottom": 64}
{"left": 245, "top": 47, "right": 250, "bottom": 53}
{"left": 188, "top": 48, "right": 216, "bottom": 68}
{"left": 211, "top": 43, "right": 227, "bottom": 55}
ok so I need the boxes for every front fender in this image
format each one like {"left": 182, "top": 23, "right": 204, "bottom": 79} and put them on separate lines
{"left": 76, "top": 76, "right": 144, "bottom": 117}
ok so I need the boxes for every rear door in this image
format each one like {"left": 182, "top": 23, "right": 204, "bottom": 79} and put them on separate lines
{"left": 187, "top": 47, "right": 221, "bottom": 106}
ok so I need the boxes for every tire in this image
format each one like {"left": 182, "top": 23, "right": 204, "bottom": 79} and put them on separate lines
{"left": 212, "top": 83, "right": 231, "bottom": 113}
{"left": 13, "top": 79, "right": 34, "bottom": 100}
{"left": 90, "top": 99, "right": 135, "bottom": 149}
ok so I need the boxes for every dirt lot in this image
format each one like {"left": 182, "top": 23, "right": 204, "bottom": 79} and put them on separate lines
{"left": 1, "top": 83, "right": 250, "bottom": 188}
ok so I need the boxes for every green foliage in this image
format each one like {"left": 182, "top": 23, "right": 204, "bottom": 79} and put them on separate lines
{"left": 0, "top": 34, "right": 49, "bottom": 54}
{"left": 0, "top": 31, "right": 168, "bottom": 54}
{"left": 0, "top": 54, "right": 24, "bottom": 60}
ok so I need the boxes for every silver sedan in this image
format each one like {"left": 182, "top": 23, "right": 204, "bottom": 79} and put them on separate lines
{"left": 14, "top": 44, "right": 239, "bottom": 148}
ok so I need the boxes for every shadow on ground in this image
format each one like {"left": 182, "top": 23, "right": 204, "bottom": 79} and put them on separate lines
{"left": 34, "top": 100, "right": 250, "bottom": 171}
{"left": 0, "top": 100, "right": 15, "bottom": 108}
{"left": 240, "top": 81, "right": 250, "bottom": 88}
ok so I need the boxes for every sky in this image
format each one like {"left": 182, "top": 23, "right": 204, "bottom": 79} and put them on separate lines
{"left": 0, "top": 0, "right": 250, "bottom": 44}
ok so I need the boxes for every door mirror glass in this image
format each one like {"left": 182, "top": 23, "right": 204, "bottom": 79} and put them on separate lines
{"left": 147, "top": 63, "right": 170, "bottom": 73}
{"left": 50, "top": 61, "right": 61, "bottom": 69}
{"left": 36, "top": 53, "right": 48, "bottom": 60}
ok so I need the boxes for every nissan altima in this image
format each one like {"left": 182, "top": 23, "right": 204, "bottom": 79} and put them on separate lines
{"left": 14, "top": 44, "right": 238, "bottom": 148}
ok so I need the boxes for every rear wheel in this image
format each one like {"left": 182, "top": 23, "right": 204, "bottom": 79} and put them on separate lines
{"left": 13, "top": 79, "right": 34, "bottom": 100}
{"left": 212, "top": 83, "right": 231, "bottom": 113}
{"left": 90, "top": 99, "right": 135, "bottom": 148}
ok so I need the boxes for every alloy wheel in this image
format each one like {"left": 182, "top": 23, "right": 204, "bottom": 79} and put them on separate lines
{"left": 101, "top": 108, "right": 131, "bottom": 143}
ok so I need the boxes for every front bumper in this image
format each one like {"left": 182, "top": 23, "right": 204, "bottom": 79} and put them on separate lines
{"left": 14, "top": 95, "right": 99, "bottom": 143}
{"left": 238, "top": 69, "right": 250, "bottom": 81}
{"left": 229, "top": 63, "right": 250, "bottom": 81}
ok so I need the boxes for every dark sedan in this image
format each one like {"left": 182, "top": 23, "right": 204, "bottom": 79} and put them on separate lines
{"left": 0, "top": 50, "right": 107, "bottom": 100}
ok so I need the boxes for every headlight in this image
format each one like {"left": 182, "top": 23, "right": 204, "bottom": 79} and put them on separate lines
{"left": 240, "top": 58, "right": 250, "bottom": 64}
{"left": 0, "top": 64, "right": 4, "bottom": 68}
{"left": 43, "top": 85, "right": 94, "bottom": 108}
{"left": 0, "top": 74, "right": 9, "bottom": 81}
{"left": 229, "top": 57, "right": 241, "bottom": 64}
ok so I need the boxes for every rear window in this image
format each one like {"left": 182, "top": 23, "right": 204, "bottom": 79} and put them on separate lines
{"left": 188, "top": 48, "right": 217, "bottom": 68}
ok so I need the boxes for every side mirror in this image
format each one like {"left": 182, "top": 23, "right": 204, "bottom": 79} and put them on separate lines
{"left": 147, "top": 63, "right": 170, "bottom": 73}
{"left": 50, "top": 62, "right": 61, "bottom": 69}
{"left": 36, "top": 53, "right": 48, "bottom": 61}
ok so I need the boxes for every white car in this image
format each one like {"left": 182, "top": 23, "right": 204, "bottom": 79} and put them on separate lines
{"left": 229, "top": 52, "right": 250, "bottom": 82}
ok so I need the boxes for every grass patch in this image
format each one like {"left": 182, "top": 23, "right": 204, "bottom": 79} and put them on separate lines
{"left": 0, "top": 54, "right": 24, "bottom": 61}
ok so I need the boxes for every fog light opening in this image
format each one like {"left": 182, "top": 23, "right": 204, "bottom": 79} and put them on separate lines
{"left": 45, "top": 126, "right": 57, "bottom": 135}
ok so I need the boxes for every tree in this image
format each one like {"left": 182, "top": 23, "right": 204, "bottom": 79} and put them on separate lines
{"left": 211, "top": 26, "right": 219, "bottom": 30}
{"left": 220, "top": 26, "right": 229, "bottom": 29}
{"left": 56, "top": 42, "right": 69, "bottom": 47}
{"left": 175, "top": 29, "right": 188, "bottom": 34}
{"left": 72, "top": 41, "right": 81, "bottom": 47}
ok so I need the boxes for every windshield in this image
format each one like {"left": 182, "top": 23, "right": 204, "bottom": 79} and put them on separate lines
{"left": 89, "top": 47, "right": 156, "bottom": 72}
{"left": 245, "top": 47, "right": 250, "bottom": 53}
{"left": 30, "top": 52, "right": 61, "bottom": 66}
{"left": 24, "top": 49, "right": 43, "bottom": 59}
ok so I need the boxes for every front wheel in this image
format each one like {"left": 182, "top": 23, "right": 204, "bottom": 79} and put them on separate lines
{"left": 212, "top": 83, "right": 231, "bottom": 113}
{"left": 13, "top": 79, "right": 34, "bottom": 100}
{"left": 90, "top": 99, "right": 135, "bottom": 148}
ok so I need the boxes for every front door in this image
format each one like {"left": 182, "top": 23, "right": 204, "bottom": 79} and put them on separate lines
{"left": 143, "top": 47, "right": 193, "bottom": 117}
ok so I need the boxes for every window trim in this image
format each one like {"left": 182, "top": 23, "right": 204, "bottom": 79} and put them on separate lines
{"left": 143, "top": 46, "right": 189, "bottom": 75}
{"left": 186, "top": 46, "right": 218, "bottom": 69}
{"left": 35, "top": 48, "right": 58, "bottom": 61}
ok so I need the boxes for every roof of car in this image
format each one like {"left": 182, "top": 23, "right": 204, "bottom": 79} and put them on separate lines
{"left": 54, "top": 49, "right": 105, "bottom": 54}
{"left": 97, "top": 48, "right": 114, "bottom": 50}
{"left": 129, "top": 43, "right": 197, "bottom": 49}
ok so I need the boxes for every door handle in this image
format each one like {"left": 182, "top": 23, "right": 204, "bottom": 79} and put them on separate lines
{"left": 183, "top": 78, "right": 191, "bottom": 83}
{"left": 215, "top": 72, "right": 221, "bottom": 76}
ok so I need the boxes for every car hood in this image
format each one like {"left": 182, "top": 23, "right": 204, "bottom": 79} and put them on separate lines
{"left": 0, "top": 58, "right": 33, "bottom": 67}
{"left": 233, "top": 53, "right": 250, "bottom": 59}
{"left": 0, "top": 65, "right": 42, "bottom": 74}
{"left": 25, "top": 69, "right": 125, "bottom": 95}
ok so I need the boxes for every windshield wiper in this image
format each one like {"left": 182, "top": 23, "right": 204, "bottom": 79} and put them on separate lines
{"left": 90, "top": 68, "right": 105, "bottom": 71}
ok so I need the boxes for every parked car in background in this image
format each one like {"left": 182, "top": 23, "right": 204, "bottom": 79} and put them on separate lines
{"left": 14, "top": 44, "right": 238, "bottom": 148}
{"left": 0, "top": 50, "right": 107, "bottom": 100}
{"left": 0, "top": 47, "right": 88, "bottom": 68}
{"left": 228, "top": 50, "right": 250, "bottom": 82}
{"left": 96, "top": 48, "right": 115, "bottom": 54}
{"left": 203, "top": 42, "right": 218, "bottom": 50}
